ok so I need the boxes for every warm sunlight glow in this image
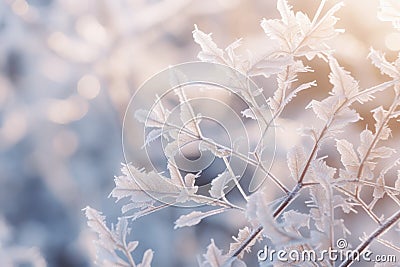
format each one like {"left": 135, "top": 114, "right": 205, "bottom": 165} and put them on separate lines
{"left": 11, "top": 0, "right": 29, "bottom": 16}
{"left": 77, "top": 74, "right": 101, "bottom": 100}
{"left": 47, "top": 96, "right": 88, "bottom": 124}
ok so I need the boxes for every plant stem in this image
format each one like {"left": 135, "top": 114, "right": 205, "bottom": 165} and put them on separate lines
{"left": 222, "top": 156, "right": 249, "bottom": 201}
{"left": 147, "top": 110, "right": 289, "bottom": 193}
{"left": 227, "top": 182, "right": 303, "bottom": 261}
{"left": 338, "top": 209, "right": 400, "bottom": 267}
{"left": 355, "top": 93, "right": 400, "bottom": 197}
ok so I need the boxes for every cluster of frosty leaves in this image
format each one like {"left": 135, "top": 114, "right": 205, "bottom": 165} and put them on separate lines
{"left": 121, "top": 60, "right": 277, "bottom": 207}
{"left": 85, "top": 0, "right": 400, "bottom": 266}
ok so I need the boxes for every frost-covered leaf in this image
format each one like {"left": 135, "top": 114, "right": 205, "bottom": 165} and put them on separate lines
{"left": 138, "top": 249, "right": 153, "bottom": 267}
{"left": 277, "top": 0, "right": 296, "bottom": 25}
{"left": 358, "top": 129, "right": 374, "bottom": 158}
{"left": 373, "top": 106, "right": 386, "bottom": 126}
{"left": 83, "top": 206, "right": 117, "bottom": 251}
{"left": 225, "top": 38, "right": 250, "bottom": 72}
{"left": 282, "top": 210, "right": 310, "bottom": 231}
{"left": 174, "top": 209, "right": 225, "bottom": 229}
{"left": 177, "top": 173, "right": 199, "bottom": 202}
{"left": 308, "top": 190, "right": 329, "bottom": 232}
{"left": 308, "top": 160, "right": 336, "bottom": 232}
{"left": 369, "top": 48, "right": 400, "bottom": 78}
{"left": 308, "top": 61, "right": 360, "bottom": 128}
{"left": 209, "top": 171, "right": 232, "bottom": 199}
{"left": 127, "top": 241, "right": 139, "bottom": 252}
{"left": 370, "top": 146, "right": 396, "bottom": 159}
{"left": 312, "top": 159, "right": 336, "bottom": 187}
{"left": 336, "top": 139, "right": 359, "bottom": 168}
{"left": 373, "top": 107, "right": 390, "bottom": 135}
{"left": 262, "top": 0, "right": 342, "bottom": 59}
{"left": 308, "top": 96, "right": 339, "bottom": 122}
{"left": 124, "top": 203, "right": 170, "bottom": 220}
{"left": 261, "top": 0, "right": 299, "bottom": 52}
{"left": 309, "top": 98, "right": 360, "bottom": 131}
{"left": 258, "top": 207, "right": 300, "bottom": 245}
{"left": 245, "top": 192, "right": 259, "bottom": 226}
{"left": 174, "top": 87, "right": 201, "bottom": 137}
{"left": 333, "top": 195, "right": 357, "bottom": 214}
{"left": 329, "top": 57, "right": 360, "bottom": 100}
{"left": 228, "top": 227, "right": 255, "bottom": 258}
{"left": 261, "top": 18, "right": 292, "bottom": 52}
{"left": 193, "top": 25, "right": 225, "bottom": 63}
{"left": 296, "top": 2, "right": 344, "bottom": 59}
{"left": 225, "top": 38, "right": 242, "bottom": 62}
{"left": 373, "top": 176, "right": 386, "bottom": 199}
{"left": 164, "top": 140, "right": 180, "bottom": 159}
{"left": 269, "top": 60, "right": 314, "bottom": 112}
{"left": 184, "top": 173, "right": 198, "bottom": 188}
{"left": 135, "top": 109, "right": 164, "bottom": 128}
{"left": 372, "top": 106, "right": 392, "bottom": 140}
{"left": 135, "top": 98, "right": 170, "bottom": 129}
{"left": 168, "top": 159, "right": 185, "bottom": 187}
{"left": 83, "top": 207, "right": 149, "bottom": 267}
{"left": 143, "top": 128, "right": 163, "bottom": 148}
{"left": 335, "top": 107, "right": 361, "bottom": 127}
{"left": 287, "top": 145, "right": 306, "bottom": 181}
{"left": 282, "top": 80, "right": 317, "bottom": 108}
{"left": 192, "top": 25, "right": 250, "bottom": 73}
{"left": 248, "top": 54, "right": 293, "bottom": 78}
{"left": 115, "top": 217, "right": 130, "bottom": 247}
{"left": 201, "top": 239, "right": 228, "bottom": 267}
{"left": 254, "top": 193, "right": 300, "bottom": 245}
{"left": 363, "top": 162, "right": 376, "bottom": 181}
{"left": 110, "top": 164, "right": 182, "bottom": 208}
{"left": 241, "top": 108, "right": 256, "bottom": 120}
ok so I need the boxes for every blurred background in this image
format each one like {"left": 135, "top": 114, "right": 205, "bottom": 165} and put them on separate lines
{"left": 0, "top": 0, "right": 399, "bottom": 266}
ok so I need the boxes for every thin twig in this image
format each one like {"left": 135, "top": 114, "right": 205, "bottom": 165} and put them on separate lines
{"left": 355, "top": 93, "right": 400, "bottom": 197}
{"left": 338, "top": 209, "right": 400, "bottom": 267}
{"left": 222, "top": 156, "right": 248, "bottom": 201}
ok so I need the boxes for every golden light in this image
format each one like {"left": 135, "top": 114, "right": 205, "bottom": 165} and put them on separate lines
{"left": 11, "top": 0, "right": 29, "bottom": 16}
{"left": 47, "top": 32, "right": 98, "bottom": 62}
{"left": 75, "top": 15, "right": 108, "bottom": 46}
{"left": 77, "top": 74, "right": 101, "bottom": 100}
{"left": 47, "top": 96, "right": 88, "bottom": 124}
{"left": 0, "top": 110, "right": 27, "bottom": 147}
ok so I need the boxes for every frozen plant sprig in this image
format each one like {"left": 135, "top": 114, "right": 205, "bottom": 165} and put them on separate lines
{"left": 85, "top": 1, "right": 400, "bottom": 266}
{"left": 83, "top": 207, "right": 153, "bottom": 267}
